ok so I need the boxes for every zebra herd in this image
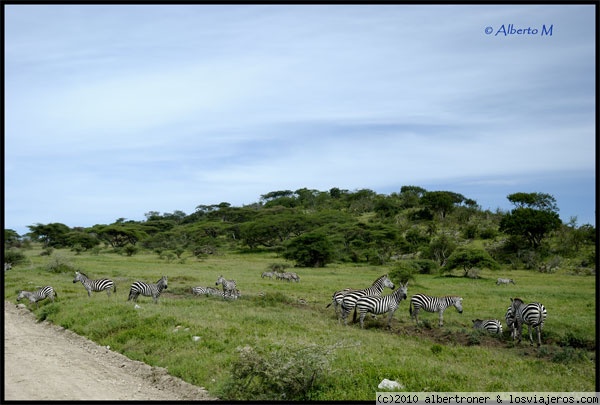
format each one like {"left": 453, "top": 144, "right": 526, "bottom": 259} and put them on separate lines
{"left": 327, "top": 274, "right": 547, "bottom": 346}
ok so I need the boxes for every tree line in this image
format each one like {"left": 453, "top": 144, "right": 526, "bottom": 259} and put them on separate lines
{"left": 4, "top": 187, "right": 595, "bottom": 275}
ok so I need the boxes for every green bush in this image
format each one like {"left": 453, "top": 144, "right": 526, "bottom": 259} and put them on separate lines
{"left": 220, "top": 342, "right": 336, "bottom": 400}
{"left": 4, "top": 248, "right": 27, "bottom": 266}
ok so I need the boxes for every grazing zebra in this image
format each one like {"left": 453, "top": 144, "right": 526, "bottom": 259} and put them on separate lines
{"left": 127, "top": 276, "right": 168, "bottom": 303}
{"left": 17, "top": 286, "right": 57, "bottom": 308}
{"left": 4, "top": 262, "right": 12, "bottom": 272}
{"left": 73, "top": 271, "right": 116, "bottom": 297}
{"left": 472, "top": 319, "right": 503, "bottom": 334}
{"left": 497, "top": 278, "right": 516, "bottom": 285}
{"left": 409, "top": 294, "right": 463, "bottom": 327}
{"left": 261, "top": 271, "right": 274, "bottom": 279}
{"left": 339, "top": 274, "right": 395, "bottom": 326}
{"left": 510, "top": 297, "right": 547, "bottom": 346}
{"left": 192, "top": 286, "right": 219, "bottom": 296}
{"left": 215, "top": 275, "right": 237, "bottom": 295}
{"left": 353, "top": 282, "right": 409, "bottom": 329}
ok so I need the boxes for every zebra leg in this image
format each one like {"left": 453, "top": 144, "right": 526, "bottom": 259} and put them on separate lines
{"left": 528, "top": 324, "right": 535, "bottom": 346}
{"left": 359, "top": 312, "right": 366, "bottom": 329}
{"left": 387, "top": 310, "right": 396, "bottom": 329}
{"left": 438, "top": 310, "right": 445, "bottom": 327}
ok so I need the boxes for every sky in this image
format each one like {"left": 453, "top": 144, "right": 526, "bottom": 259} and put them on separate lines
{"left": 4, "top": 4, "right": 596, "bottom": 236}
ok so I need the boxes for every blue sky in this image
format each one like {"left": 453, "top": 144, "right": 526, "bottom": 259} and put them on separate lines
{"left": 4, "top": 4, "right": 596, "bottom": 236}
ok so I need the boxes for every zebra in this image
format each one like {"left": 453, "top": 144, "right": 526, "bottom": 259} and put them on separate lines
{"left": 16, "top": 286, "right": 57, "bottom": 308}
{"left": 339, "top": 274, "right": 395, "bottom": 326}
{"left": 224, "top": 288, "right": 241, "bottom": 300}
{"left": 215, "top": 275, "right": 237, "bottom": 296}
{"left": 4, "top": 262, "right": 12, "bottom": 272}
{"left": 510, "top": 297, "right": 547, "bottom": 346}
{"left": 409, "top": 294, "right": 463, "bottom": 327}
{"left": 326, "top": 288, "right": 355, "bottom": 317}
{"left": 261, "top": 271, "right": 274, "bottom": 279}
{"left": 472, "top": 319, "right": 503, "bottom": 334}
{"left": 73, "top": 271, "right": 116, "bottom": 297}
{"left": 127, "top": 276, "right": 168, "bottom": 303}
{"left": 353, "top": 282, "right": 409, "bottom": 329}
{"left": 497, "top": 278, "right": 516, "bottom": 285}
{"left": 191, "top": 286, "right": 218, "bottom": 296}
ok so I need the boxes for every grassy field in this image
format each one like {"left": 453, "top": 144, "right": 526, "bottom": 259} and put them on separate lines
{"left": 4, "top": 247, "right": 596, "bottom": 400}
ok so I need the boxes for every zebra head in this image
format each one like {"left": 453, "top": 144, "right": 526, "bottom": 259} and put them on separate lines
{"left": 510, "top": 297, "right": 524, "bottom": 313}
{"left": 472, "top": 319, "right": 484, "bottom": 328}
{"left": 16, "top": 291, "right": 25, "bottom": 301}
{"left": 397, "top": 281, "right": 408, "bottom": 300}
{"left": 381, "top": 274, "right": 395, "bottom": 290}
{"left": 453, "top": 297, "right": 464, "bottom": 313}
{"left": 73, "top": 271, "right": 82, "bottom": 283}
{"left": 216, "top": 275, "right": 224, "bottom": 286}
{"left": 159, "top": 276, "right": 168, "bottom": 289}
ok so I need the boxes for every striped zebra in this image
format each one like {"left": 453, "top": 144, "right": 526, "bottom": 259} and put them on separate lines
{"left": 497, "top": 278, "right": 516, "bottom": 285}
{"left": 472, "top": 319, "right": 503, "bottom": 334}
{"left": 17, "top": 286, "right": 57, "bottom": 308}
{"left": 192, "top": 286, "right": 220, "bottom": 296}
{"left": 510, "top": 297, "right": 547, "bottom": 346}
{"left": 215, "top": 275, "right": 237, "bottom": 296}
{"left": 353, "top": 282, "right": 409, "bottom": 329}
{"left": 339, "top": 274, "right": 395, "bottom": 326}
{"left": 326, "top": 288, "right": 355, "bottom": 317}
{"left": 261, "top": 271, "right": 274, "bottom": 279}
{"left": 127, "top": 276, "right": 168, "bottom": 303}
{"left": 73, "top": 271, "right": 116, "bottom": 297}
{"left": 409, "top": 294, "right": 464, "bottom": 327}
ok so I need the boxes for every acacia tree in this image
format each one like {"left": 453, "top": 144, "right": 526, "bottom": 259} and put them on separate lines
{"left": 444, "top": 247, "right": 499, "bottom": 276}
{"left": 500, "top": 192, "right": 562, "bottom": 250}
{"left": 282, "top": 232, "right": 335, "bottom": 267}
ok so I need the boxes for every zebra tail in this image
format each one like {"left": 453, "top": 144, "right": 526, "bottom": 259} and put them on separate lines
{"left": 352, "top": 305, "right": 358, "bottom": 323}
{"left": 114, "top": 285, "right": 117, "bottom": 293}
{"left": 409, "top": 300, "right": 413, "bottom": 316}
{"left": 326, "top": 302, "right": 332, "bottom": 308}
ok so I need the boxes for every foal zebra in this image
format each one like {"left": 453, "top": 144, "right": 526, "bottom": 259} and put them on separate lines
{"left": 339, "top": 274, "right": 395, "bottom": 326}
{"left": 409, "top": 294, "right": 463, "bottom": 327}
{"left": 510, "top": 297, "right": 547, "bottom": 346}
{"left": 192, "top": 286, "right": 221, "bottom": 296}
{"left": 472, "top": 319, "right": 503, "bottom": 334}
{"left": 127, "top": 276, "right": 168, "bottom": 303}
{"left": 215, "top": 275, "right": 237, "bottom": 296}
{"left": 497, "top": 278, "right": 516, "bottom": 285}
{"left": 353, "top": 282, "right": 409, "bottom": 329}
{"left": 505, "top": 306, "right": 516, "bottom": 339}
{"left": 73, "top": 271, "right": 115, "bottom": 297}
{"left": 17, "top": 286, "right": 57, "bottom": 308}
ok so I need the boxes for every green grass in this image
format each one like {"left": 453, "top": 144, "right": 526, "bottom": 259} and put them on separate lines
{"left": 4, "top": 247, "right": 596, "bottom": 399}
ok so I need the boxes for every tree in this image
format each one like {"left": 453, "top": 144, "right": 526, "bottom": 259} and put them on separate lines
{"left": 500, "top": 192, "right": 562, "bottom": 250}
{"left": 282, "top": 232, "right": 335, "bottom": 267}
{"left": 444, "top": 247, "right": 499, "bottom": 276}
{"left": 421, "top": 191, "right": 466, "bottom": 219}
{"left": 27, "top": 223, "right": 71, "bottom": 247}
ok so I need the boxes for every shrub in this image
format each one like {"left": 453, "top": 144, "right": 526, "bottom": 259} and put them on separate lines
{"left": 220, "top": 342, "right": 337, "bottom": 400}
{"left": 45, "top": 254, "right": 77, "bottom": 274}
{"left": 4, "top": 248, "right": 27, "bottom": 266}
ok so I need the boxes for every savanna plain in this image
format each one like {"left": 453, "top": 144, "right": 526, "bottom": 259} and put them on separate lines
{"left": 4, "top": 247, "right": 596, "bottom": 400}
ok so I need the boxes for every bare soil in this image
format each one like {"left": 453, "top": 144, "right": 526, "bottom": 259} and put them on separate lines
{"left": 3, "top": 301, "right": 217, "bottom": 401}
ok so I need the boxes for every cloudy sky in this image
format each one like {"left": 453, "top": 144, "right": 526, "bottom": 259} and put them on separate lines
{"left": 5, "top": 4, "right": 596, "bottom": 235}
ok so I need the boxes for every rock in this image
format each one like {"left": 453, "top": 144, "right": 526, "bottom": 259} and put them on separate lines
{"left": 378, "top": 378, "right": 404, "bottom": 390}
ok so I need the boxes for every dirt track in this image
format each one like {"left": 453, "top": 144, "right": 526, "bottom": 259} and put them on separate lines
{"left": 3, "top": 301, "right": 216, "bottom": 401}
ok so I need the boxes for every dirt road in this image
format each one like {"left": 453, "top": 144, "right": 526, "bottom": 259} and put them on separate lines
{"left": 3, "top": 301, "right": 216, "bottom": 400}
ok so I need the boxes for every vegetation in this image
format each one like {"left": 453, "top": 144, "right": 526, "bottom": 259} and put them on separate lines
{"left": 3, "top": 187, "right": 596, "bottom": 399}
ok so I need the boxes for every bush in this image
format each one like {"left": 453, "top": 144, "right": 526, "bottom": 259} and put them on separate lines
{"left": 4, "top": 248, "right": 27, "bottom": 266}
{"left": 220, "top": 342, "right": 337, "bottom": 400}
{"left": 45, "top": 254, "right": 78, "bottom": 274}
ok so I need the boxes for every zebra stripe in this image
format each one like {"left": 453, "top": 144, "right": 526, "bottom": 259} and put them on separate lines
{"left": 73, "top": 271, "right": 115, "bottom": 297}
{"left": 472, "top": 319, "right": 503, "bottom": 334}
{"left": 353, "top": 282, "right": 409, "bottom": 329}
{"left": 496, "top": 278, "right": 515, "bottom": 285}
{"left": 339, "top": 274, "right": 395, "bottom": 325}
{"left": 505, "top": 306, "right": 516, "bottom": 339}
{"left": 326, "top": 288, "right": 354, "bottom": 316}
{"left": 409, "top": 294, "right": 464, "bottom": 327}
{"left": 215, "top": 275, "right": 237, "bottom": 295}
{"left": 510, "top": 297, "right": 547, "bottom": 346}
{"left": 128, "top": 276, "right": 168, "bottom": 303}
{"left": 17, "top": 286, "right": 57, "bottom": 308}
